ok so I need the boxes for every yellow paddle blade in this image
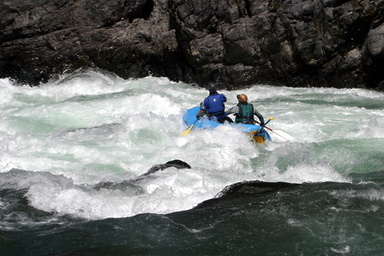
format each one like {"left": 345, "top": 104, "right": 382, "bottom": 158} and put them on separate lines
{"left": 181, "top": 124, "right": 194, "bottom": 136}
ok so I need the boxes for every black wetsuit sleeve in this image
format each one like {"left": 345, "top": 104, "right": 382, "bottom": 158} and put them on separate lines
{"left": 254, "top": 109, "right": 265, "bottom": 125}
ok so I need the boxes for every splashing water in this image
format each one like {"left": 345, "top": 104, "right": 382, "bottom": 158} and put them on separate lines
{"left": 1, "top": 70, "right": 384, "bottom": 220}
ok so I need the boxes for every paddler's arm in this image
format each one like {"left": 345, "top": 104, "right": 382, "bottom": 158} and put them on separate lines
{"left": 196, "top": 101, "right": 206, "bottom": 120}
{"left": 225, "top": 106, "right": 238, "bottom": 115}
{"left": 196, "top": 109, "right": 205, "bottom": 120}
{"left": 254, "top": 109, "right": 265, "bottom": 126}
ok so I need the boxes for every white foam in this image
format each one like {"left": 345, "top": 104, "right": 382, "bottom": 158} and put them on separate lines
{"left": 1, "top": 71, "right": 384, "bottom": 219}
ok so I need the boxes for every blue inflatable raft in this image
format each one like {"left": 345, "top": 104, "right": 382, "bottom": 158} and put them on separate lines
{"left": 183, "top": 107, "right": 271, "bottom": 143}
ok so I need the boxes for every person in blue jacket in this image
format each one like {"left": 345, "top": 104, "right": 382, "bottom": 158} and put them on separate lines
{"left": 196, "top": 83, "right": 233, "bottom": 123}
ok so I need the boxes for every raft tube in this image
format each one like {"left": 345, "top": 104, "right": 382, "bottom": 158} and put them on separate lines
{"left": 183, "top": 107, "right": 271, "bottom": 143}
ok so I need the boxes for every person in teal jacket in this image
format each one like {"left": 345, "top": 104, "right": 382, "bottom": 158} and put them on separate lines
{"left": 226, "top": 94, "right": 265, "bottom": 125}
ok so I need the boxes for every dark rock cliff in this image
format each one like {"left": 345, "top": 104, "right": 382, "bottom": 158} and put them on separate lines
{"left": 1, "top": 0, "right": 384, "bottom": 90}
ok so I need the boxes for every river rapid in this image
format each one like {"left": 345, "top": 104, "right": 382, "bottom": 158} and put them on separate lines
{"left": 1, "top": 70, "right": 384, "bottom": 255}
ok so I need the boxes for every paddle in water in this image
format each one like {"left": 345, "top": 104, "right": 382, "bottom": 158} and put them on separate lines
{"left": 181, "top": 119, "right": 198, "bottom": 136}
{"left": 255, "top": 120, "right": 296, "bottom": 142}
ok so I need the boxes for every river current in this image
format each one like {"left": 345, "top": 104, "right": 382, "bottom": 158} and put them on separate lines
{"left": 1, "top": 70, "right": 384, "bottom": 255}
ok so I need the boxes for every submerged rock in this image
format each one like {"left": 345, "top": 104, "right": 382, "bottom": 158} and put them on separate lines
{"left": 194, "top": 180, "right": 300, "bottom": 209}
{"left": 93, "top": 159, "right": 191, "bottom": 191}
{"left": 1, "top": 0, "right": 384, "bottom": 90}
{"left": 140, "top": 159, "right": 191, "bottom": 177}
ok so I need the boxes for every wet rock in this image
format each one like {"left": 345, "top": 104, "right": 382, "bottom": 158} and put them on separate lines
{"left": 194, "top": 180, "right": 300, "bottom": 209}
{"left": 140, "top": 159, "right": 191, "bottom": 176}
{"left": 93, "top": 159, "right": 191, "bottom": 192}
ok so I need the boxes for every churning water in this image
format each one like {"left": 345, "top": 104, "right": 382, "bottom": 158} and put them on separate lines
{"left": 1, "top": 70, "right": 384, "bottom": 255}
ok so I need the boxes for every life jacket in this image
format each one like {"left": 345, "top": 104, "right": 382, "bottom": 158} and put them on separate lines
{"left": 235, "top": 103, "right": 254, "bottom": 123}
{"left": 204, "top": 93, "right": 225, "bottom": 117}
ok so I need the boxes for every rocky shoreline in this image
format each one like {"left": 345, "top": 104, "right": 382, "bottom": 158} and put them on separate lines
{"left": 1, "top": 0, "right": 384, "bottom": 90}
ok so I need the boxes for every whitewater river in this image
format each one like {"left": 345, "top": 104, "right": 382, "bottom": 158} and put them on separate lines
{"left": 1, "top": 70, "right": 384, "bottom": 255}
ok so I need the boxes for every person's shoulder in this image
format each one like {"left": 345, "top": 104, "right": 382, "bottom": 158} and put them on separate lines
{"left": 227, "top": 105, "right": 238, "bottom": 113}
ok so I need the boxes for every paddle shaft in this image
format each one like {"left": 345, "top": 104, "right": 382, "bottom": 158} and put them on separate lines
{"left": 251, "top": 118, "right": 272, "bottom": 135}
{"left": 255, "top": 120, "right": 273, "bottom": 131}
{"left": 181, "top": 119, "right": 198, "bottom": 136}
{"left": 256, "top": 120, "right": 296, "bottom": 141}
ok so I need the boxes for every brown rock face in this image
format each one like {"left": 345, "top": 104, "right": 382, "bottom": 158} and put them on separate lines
{"left": 1, "top": 0, "right": 384, "bottom": 90}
